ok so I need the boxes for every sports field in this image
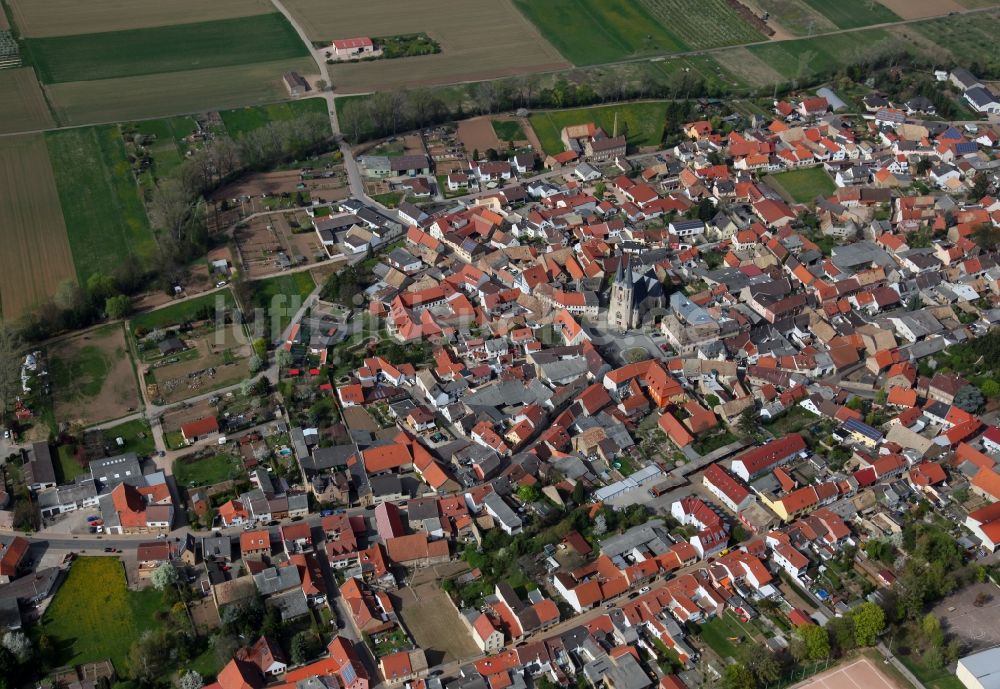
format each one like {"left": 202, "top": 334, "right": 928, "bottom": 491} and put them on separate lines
{"left": 46, "top": 126, "right": 156, "bottom": 281}
{"left": 44, "top": 57, "right": 315, "bottom": 126}
{"left": 49, "top": 324, "right": 141, "bottom": 426}
{"left": 287, "top": 0, "right": 568, "bottom": 91}
{"left": 799, "top": 0, "right": 899, "bottom": 28}
{"left": 0, "top": 68, "right": 55, "bottom": 134}
{"left": 221, "top": 98, "right": 330, "bottom": 138}
{"left": 24, "top": 14, "right": 308, "bottom": 84}
{"left": 529, "top": 102, "right": 667, "bottom": 155}
{"left": 7, "top": 0, "right": 274, "bottom": 37}
{"left": 796, "top": 658, "right": 907, "bottom": 689}
{"left": 0, "top": 134, "right": 75, "bottom": 319}
{"left": 767, "top": 167, "right": 836, "bottom": 203}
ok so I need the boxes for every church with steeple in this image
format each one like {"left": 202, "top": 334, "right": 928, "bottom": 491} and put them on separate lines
{"left": 608, "top": 255, "right": 666, "bottom": 332}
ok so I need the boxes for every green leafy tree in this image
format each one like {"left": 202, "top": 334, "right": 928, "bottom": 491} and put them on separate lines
{"left": 151, "top": 563, "right": 179, "bottom": 591}
{"left": 290, "top": 631, "right": 322, "bottom": 665}
{"left": 954, "top": 385, "right": 984, "bottom": 413}
{"left": 851, "top": 602, "right": 885, "bottom": 646}
{"left": 722, "top": 663, "right": 755, "bottom": 689}
{"left": 105, "top": 294, "right": 131, "bottom": 320}
{"left": 799, "top": 623, "right": 831, "bottom": 660}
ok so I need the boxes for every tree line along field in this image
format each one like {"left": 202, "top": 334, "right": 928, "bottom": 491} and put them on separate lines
{"left": 529, "top": 102, "right": 668, "bottom": 156}
{"left": 5, "top": 0, "right": 275, "bottom": 37}
{"left": 799, "top": 0, "right": 899, "bottom": 28}
{"left": 0, "top": 68, "right": 55, "bottom": 134}
{"left": 45, "top": 126, "right": 156, "bottom": 282}
{"left": 22, "top": 13, "right": 309, "bottom": 84}
{"left": 0, "top": 134, "right": 76, "bottom": 319}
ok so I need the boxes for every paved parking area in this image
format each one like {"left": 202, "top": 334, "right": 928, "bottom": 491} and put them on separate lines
{"left": 932, "top": 582, "right": 1000, "bottom": 651}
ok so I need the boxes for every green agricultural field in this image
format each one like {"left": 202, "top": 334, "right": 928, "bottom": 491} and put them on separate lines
{"left": 36, "top": 557, "right": 164, "bottom": 672}
{"left": 252, "top": 271, "right": 316, "bottom": 336}
{"left": 173, "top": 453, "right": 244, "bottom": 488}
{"left": 492, "top": 119, "right": 526, "bottom": 142}
{"left": 130, "top": 289, "right": 236, "bottom": 333}
{"left": 23, "top": 13, "right": 308, "bottom": 84}
{"left": 767, "top": 167, "right": 836, "bottom": 203}
{"left": 799, "top": 0, "right": 899, "bottom": 28}
{"left": 513, "top": 0, "right": 683, "bottom": 65}
{"left": 45, "top": 126, "right": 156, "bottom": 282}
{"left": 747, "top": 29, "right": 896, "bottom": 80}
{"left": 221, "top": 98, "right": 330, "bottom": 138}
{"left": 750, "top": 0, "right": 837, "bottom": 35}
{"left": 914, "top": 12, "right": 1000, "bottom": 73}
{"left": 529, "top": 102, "right": 666, "bottom": 155}
{"left": 635, "top": 0, "right": 764, "bottom": 51}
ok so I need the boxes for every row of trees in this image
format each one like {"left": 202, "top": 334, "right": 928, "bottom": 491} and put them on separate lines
{"left": 720, "top": 602, "right": 886, "bottom": 689}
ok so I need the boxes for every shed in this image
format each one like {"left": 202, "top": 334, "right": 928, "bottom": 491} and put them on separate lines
{"left": 816, "top": 87, "right": 847, "bottom": 112}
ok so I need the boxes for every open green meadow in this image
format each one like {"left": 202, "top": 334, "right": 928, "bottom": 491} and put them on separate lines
{"left": 173, "top": 452, "right": 245, "bottom": 488}
{"left": 36, "top": 557, "right": 164, "bottom": 672}
{"left": 767, "top": 167, "right": 836, "bottom": 203}
{"left": 130, "top": 289, "right": 235, "bottom": 333}
{"left": 750, "top": 0, "right": 837, "bottom": 35}
{"left": 492, "top": 119, "right": 526, "bottom": 142}
{"left": 529, "top": 102, "right": 666, "bottom": 155}
{"left": 513, "top": 0, "right": 683, "bottom": 65}
{"left": 635, "top": 0, "right": 764, "bottom": 50}
{"left": 252, "top": 271, "right": 316, "bottom": 336}
{"left": 45, "top": 126, "right": 155, "bottom": 282}
{"left": 221, "top": 98, "right": 330, "bottom": 138}
{"left": 800, "top": 0, "right": 899, "bottom": 28}
{"left": 747, "top": 29, "right": 896, "bottom": 80}
{"left": 100, "top": 419, "right": 157, "bottom": 457}
{"left": 24, "top": 13, "right": 308, "bottom": 84}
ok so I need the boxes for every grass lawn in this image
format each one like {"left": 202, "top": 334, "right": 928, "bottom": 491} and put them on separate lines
{"left": 529, "top": 102, "right": 666, "bottom": 155}
{"left": 799, "top": 0, "right": 898, "bottom": 28}
{"left": 173, "top": 453, "right": 243, "bottom": 488}
{"left": 46, "top": 126, "right": 156, "bottom": 282}
{"left": 49, "top": 343, "right": 112, "bottom": 398}
{"left": 697, "top": 612, "right": 754, "bottom": 660}
{"left": 368, "top": 627, "right": 411, "bottom": 657}
{"left": 492, "top": 119, "right": 525, "bottom": 142}
{"left": 897, "top": 653, "right": 965, "bottom": 689}
{"left": 692, "top": 430, "right": 738, "bottom": 456}
{"left": 767, "top": 167, "right": 836, "bottom": 203}
{"left": 164, "top": 430, "right": 186, "bottom": 451}
{"left": 101, "top": 419, "right": 157, "bottom": 457}
{"left": 221, "top": 97, "right": 330, "bottom": 138}
{"left": 56, "top": 444, "right": 88, "bottom": 483}
{"left": 764, "top": 405, "right": 818, "bottom": 437}
{"left": 513, "top": 0, "right": 684, "bottom": 65}
{"left": 130, "top": 290, "right": 235, "bottom": 333}
{"left": 36, "top": 557, "right": 164, "bottom": 672}
{"left": 131, "top": 116, "right": 198, "bottom": 182}
{"left": 24, "top": 13, "right": 308, "bottom": 84}
{"left": 371, "top": 191, "right": 403, "bottom": 208}
{"left": 252, "top": 271, "right": 316, "bottom": 337}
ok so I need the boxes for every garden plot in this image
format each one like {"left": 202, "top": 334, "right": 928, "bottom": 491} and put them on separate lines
{"left": 143, "top": 325, "right": 252, "bottom": 405}
{"left": 48, "top": 324, "right": 141, "bottom": 427}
